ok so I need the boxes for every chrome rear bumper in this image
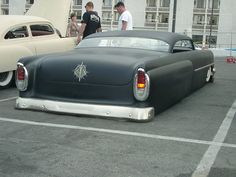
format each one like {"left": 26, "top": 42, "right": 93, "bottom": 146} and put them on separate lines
{"left": 16, "top": 97, "right": 155, "bottom": 121}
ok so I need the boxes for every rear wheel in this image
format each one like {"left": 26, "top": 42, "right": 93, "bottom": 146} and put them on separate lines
{"left": 0, "top": 71, "right": 14, "bottom": 89}
{"left": 206, "top": 67, "right": 215, "bottom": 83}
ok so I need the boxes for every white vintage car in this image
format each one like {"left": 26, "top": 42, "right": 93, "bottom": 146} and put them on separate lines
{"left": 0, "top": 15, "right": 77, "bottom": 88}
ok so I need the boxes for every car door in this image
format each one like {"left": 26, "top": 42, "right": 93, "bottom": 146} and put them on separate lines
{"left": 29, "top": 23, "right": 76, "bottom": 55}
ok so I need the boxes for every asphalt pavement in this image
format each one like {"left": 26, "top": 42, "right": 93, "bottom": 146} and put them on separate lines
{"left": 0, "top": 57, "right": 235, "bottom": 177}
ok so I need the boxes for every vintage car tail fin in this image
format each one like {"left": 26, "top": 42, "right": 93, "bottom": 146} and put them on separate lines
{"left": 16, "top": 63, "right": 28, "bottom": 91}
{"left": 133, "top": 68, "right": 150, "bottom": 101}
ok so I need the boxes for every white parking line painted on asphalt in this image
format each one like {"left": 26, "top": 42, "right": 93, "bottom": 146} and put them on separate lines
{"left": 0, "top": 97, "right": 17, "bottom": 103}
{"left": 0, "top": 116, "right": 236, "bottom": 149}
{"left": 192, "top": 100, "right": 236, "bottom": 177}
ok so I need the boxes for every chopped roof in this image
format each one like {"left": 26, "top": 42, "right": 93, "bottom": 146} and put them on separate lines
{"left": 86, "top": 30, "right": 192, "bottom": 47}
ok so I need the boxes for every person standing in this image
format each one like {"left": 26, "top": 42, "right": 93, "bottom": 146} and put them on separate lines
{"left": 66, "top": 13, "right": 80, "bottom": 37}
{"left": 78, "top": 1, "right": 102, "bottom": 43}
{"left": 114, "top": 1, "right": 133, "bottom": 30}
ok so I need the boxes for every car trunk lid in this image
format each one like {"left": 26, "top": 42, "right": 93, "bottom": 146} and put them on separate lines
{"left": 32, "top": 48, "right": 167, "bottom": 104}
{"left": 36, "top": 48, "right": 165, "bottom": 86}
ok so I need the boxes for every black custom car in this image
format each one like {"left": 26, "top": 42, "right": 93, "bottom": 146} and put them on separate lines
{"left": 15, "top": 31, "right": 215, "bottom": 121}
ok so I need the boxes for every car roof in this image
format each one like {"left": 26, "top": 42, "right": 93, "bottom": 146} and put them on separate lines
{"left": 86, "top": 30, "right": 192, "bottom": 48}
{"left": 0, "top": 15, "right": 51, "bottom": 37}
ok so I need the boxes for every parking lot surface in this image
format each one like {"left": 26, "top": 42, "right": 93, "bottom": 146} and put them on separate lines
{"left": 0, "top": 57, "right": 236, "bottom": 177}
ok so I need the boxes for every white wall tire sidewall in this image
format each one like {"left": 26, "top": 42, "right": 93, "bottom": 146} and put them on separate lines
{"left": 0, "top": 71, "right": 13, "bottom": 87}
{"left": 206, "top": 67, "right": 212, "bottom": 82}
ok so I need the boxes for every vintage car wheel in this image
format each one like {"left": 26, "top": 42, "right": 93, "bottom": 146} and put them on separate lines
{"left": 0, "top": 71, "right": 14, "bottom": 89}
{"left": 206, "top": 67, "right": 215, "bottom": 83}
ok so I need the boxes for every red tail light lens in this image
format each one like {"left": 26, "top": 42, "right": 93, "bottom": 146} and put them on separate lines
{"left": 16, "top": 63, "right": 28, "bottom": 91}
{"left": 17, "top": 65, "right": 25, "bottom": 81}
{"left": 134, "top": 68, "right": 150, "bottom": 101}
{"left": 137, "top": 70, "right": 146, "bottom": 89}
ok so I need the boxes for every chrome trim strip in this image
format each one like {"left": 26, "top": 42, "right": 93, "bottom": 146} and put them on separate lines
{"left": 194, "top": 63, "right": 215, "bottom": 72}
{"left": 16, "top": 97, "right": 155, "bottom": 121}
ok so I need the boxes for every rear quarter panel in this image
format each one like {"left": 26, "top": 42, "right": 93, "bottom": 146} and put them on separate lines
{"left": 188, "top": 50, "right": 214, "bottom": 91}
{"left": 0, "top": 35, "right": 76, "bottom": 73}
{"left": 145, "top": 49, "right": 213, "bottom": 112}
{"left": 0, "top": 44, "right": 35, "bottom": 72}
{"left": 31, "top": 35, "right": 77, "bottom": 55}
{"left": 148, "top": 60, "right": 193, "bottom": 112}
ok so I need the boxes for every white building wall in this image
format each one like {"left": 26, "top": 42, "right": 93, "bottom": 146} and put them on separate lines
{"left": 168, "top": 0, "right": 174, "bottom": 32}
{"left": 217, "top": 0, "right": 236, "bottom": 48}
{"left": 9, "top": 0, "right": 26, "bottom": 15}
{"left": 125, "top": 0, "right": 146, "bottom": 28}
{"left": 175, "top": 0, "right": 194, "bottom": 37}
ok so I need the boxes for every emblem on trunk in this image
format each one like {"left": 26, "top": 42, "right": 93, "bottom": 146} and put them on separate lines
{"left": 73, "top": 62, "right": 88, "bottom": 81}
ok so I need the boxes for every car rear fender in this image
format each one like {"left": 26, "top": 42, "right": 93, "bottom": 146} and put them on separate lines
{"left": 147, "top": 60, "right": 193, "bottom": 112}
{"left": 189, "top": 50, "right": 215, "bottom": 91}
{"left": 0, "top": 45, "right": 34, "bottom": 73}
{"left": 32, "top": 37, "right": 76, "bottom": 55}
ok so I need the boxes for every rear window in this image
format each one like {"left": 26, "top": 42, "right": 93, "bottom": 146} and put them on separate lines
{"left": 77, "top": 37, "right": 169, "bottom": 52}
{"left": 30, "top": 24, "right": 54, "bottom": 37}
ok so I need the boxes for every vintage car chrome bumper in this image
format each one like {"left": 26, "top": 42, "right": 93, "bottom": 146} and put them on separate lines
{"left": 16, "top": 97, "right": 155, "bottom": 121}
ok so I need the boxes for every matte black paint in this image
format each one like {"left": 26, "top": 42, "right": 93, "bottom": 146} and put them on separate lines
{"left": 17, "top": 31, "right": 214, "bottom": 113}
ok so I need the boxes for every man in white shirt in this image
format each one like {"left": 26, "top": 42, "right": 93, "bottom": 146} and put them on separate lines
{"left": 114, "top": 2, "right": 133, "bottom": 30}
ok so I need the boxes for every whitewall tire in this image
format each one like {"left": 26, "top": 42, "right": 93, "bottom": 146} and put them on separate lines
{"left": 0, "top": 71, "right": 14, "bottom": 89}
{"left": 206, "top": 67, "right": 215, "bottom": 83}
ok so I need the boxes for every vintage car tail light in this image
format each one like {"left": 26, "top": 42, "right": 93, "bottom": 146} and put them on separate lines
{"left": 137, "top": 70, "right": 146, "bottom": 89}
{"left": 16, "top": 63, "right": 28, "bottom": 91}
{"left": 133, "top": 68, "right": 150, "bottom": 101}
